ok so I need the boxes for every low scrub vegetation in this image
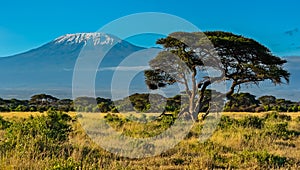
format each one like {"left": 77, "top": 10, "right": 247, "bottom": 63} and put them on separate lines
{"left": 0, "top": 111, "right": 299, "bottom": 169}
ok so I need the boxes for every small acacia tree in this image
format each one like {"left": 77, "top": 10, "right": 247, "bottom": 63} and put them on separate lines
{"left": 144, "top": 31, "right": 290, "bottom": 121}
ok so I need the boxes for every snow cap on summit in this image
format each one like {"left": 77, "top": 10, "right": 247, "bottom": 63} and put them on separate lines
{"left": 54, "top": 33, "right": 115, "bottom": 46}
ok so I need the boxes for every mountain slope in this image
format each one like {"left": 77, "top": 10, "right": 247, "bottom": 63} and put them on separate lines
{"left": 0, "top": 33, "right": 145, "bottom": 99}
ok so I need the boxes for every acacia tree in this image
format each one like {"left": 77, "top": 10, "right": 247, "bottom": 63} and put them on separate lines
{"left": 144, "top": 31, "right": 290, "bottom": 121}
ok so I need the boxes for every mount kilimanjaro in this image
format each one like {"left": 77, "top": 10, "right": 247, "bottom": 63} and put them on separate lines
{"left": 0, "top": 33, "right": 299, "bottom": 101}
{"left": 0, "top": 33, "right": 146, "bottom": 99}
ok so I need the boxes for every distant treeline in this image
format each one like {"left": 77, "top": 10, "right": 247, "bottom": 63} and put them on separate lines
{"left": 0, "top": 91, "right": 299, "bottom": 113}
{"left": 0, "top": 94, "right": 73, "bottom": 112}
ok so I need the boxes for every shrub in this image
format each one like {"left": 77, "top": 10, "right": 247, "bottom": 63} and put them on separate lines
{"left": 263, "top": 122, "right": 291, "bottom": 140}
{"left": 264, "top": 112, "right": 291, "bottom": 121}
{"left": 76, "top": 113, "right": 83, "bottom": 118}
{"left": 1, "top": 111, "right": 72, "bottom": 157}
{"left": 44, "top": 110, "right": 72, "bottom": 141}
{"left": 0, "top": 116, "right": 11, "bottom": 129}
{"left": 148, "top": 115, "right": 157, "bottom": 121}
{"left": 295, "top": 116, "right": 300, "bottom": 122}
{"left": 172, "top": 158, "right": 185, "bottom": 165}
{"left": 51, "top": 158, "right": 81, "bottom": 170}
{"left": 238, "top": 116, "right": 264, "bottom": 129}
{"left": 139, "top": 114, "right": 147, "bottom": 123}
{"left": 239, "top": 150, "right": 287, "bottom": 168}
{"left": 253, "top": 151, "right": 287, "bottom": 167}
{"left": 158, "top": 114, "right": 175, "bottom": 127}
{"left": 126, "top": 114, "right": 138, "bottom": 121}
{"left": 104, "top": 113, "right": 121, "bottom": 122}
{"left": 14, "top": 105, "right": 29, "bottom": 112}
{"left": 0, "top": 106, "right": 9, "bottom": 112}
{"left": 218, "top": 116, "right": 238, "bottom": 129}
{"left": 111, "top": 107, "right": 119, "bottom": 113}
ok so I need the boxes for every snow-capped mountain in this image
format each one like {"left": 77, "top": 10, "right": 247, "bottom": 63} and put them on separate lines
{"left": 0, "top": 33, "right": 146, "bottom": 99}
{"left": 54, "top": 33, "right": 115, "bottom": 46}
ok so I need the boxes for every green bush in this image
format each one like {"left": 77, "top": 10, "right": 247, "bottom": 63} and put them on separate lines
{"left": 264, "top": 112, "right": 291, "bottom": 121}
{"left": 126, "top": 114, "right": 138, "bottom": 121}
{"left": 104, "top": 113, "right": 122, "bottom": 122}
{"left": 51, "top": 158, "right": 81, "bottom": 170}
{"left": 111, "top": 107, "right": 119, "bottom": 113}
{"left": 239, "top": 150, "right": 287, "bottom": 168}
{"left": 158, "top": 114, "right": 175, "bottom": 128}
{"left": 1, "top": 111, "right": 72, "bottom": 157}
{"left": 295, "top": 116, "right": 300, "bottom": 122}
{"left": 14, "top": 105, "right": 29, "bottom": 112}
{"left": 263, "top": 122, "right": 291, "bottom": 140}
{"left": 104, "top": 113, "right": 126, "bottom": 129}
{"left": 172, "top": 158, "right": 185, "bottom": 165}
{"left": 0, "top": 116, "right": 11, "bottom": 129}
{"left": 238, "top": 116, "right": 264, "bottom": 129}
{"left": 218, "top": 116, "right": 238, "bottom": 129}
{"left": 44, "top": 110, "right": 72, "bottom": 141}
{"left": 139, "top": 114, "right": 147, "bottom": 123}
{"left": 148, "top": 115, "right": 157, "bottom": 121}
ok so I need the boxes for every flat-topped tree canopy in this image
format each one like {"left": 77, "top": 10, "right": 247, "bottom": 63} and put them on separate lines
{"left": 204, "top": 31, "right": 289, "bottom": 97}
{"left": 30, "top": 94, "right": 59, "bottom": 104}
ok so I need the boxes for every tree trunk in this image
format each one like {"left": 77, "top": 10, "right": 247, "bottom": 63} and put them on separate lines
{"left": 188, "top": 95, "right": 198, "bottom": 122}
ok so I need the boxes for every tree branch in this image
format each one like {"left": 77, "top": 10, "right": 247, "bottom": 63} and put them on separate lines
{"left": 194, "top": 79, "right": 211, "bottom": 114}
{"left": 226, "top": 80, "right": 237, "bottom": 99}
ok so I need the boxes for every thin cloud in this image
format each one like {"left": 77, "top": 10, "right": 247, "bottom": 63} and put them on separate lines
{"left": 63, "top": 68, "right": 73, "bottom": 71}
{"left": 284, "top": 28, "right": 298, "bottom": 36}
{"left": 98, "top": 66, "right": 150, "bottom": 71}
{"left": 62, "top": 66, "right": 150, "bottom": 72}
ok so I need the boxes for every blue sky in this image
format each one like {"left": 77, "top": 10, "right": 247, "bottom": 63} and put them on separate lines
{"left": 0, "top": 0, "right": 300, "bottom": 57}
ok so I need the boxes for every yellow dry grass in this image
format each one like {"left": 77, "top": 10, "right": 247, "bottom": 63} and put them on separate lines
{"left": 0, "top": 112, "right": 78, "bottom": 119}
{"left": 0, "top": 111, "right": 300, "bottom": 169}
{"left": 0, "top": 112, "right": 43, "bottom": 119}
{"left": 1, "top": 111, "right": 300, "bottom": 119}
{"left": 222, "top": 111, "right": 300, "bottom": 119}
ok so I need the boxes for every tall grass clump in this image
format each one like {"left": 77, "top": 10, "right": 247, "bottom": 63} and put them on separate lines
{"left": 0, "top": 110, "right": 73, "bottom": 168}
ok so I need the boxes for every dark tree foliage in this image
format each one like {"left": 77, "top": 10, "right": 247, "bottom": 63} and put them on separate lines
{"left": 57, "top": 99, "right": 74, "bottom": 112}
{"left": 0, "top": 116, "right": 11, "bottom": 129}
{"left": 113, "top": 93, "right": 167, "bottom": 113}
{"left": 0, "top": 94, "right": 74, "bottom": 112}
{"left": 258, "top": 95, "right": 276, "bottom": 106}
{"left": 224, "top": 93, "right": 260, "bottom": 112}
{"left": 0, "top": 98, "right": 29, "bottom": 112}
{"left": 204, "top": 31, "right": 290, "bottom": 98}
{"left": 30, "top": 94, "right": 59, "bottom": 105}
{"left": 257, "top": 95, "right": 299, "bottom": 112}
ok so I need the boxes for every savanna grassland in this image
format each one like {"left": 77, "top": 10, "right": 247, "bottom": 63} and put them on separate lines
{"left": 0, "top": 111, "right": 300, "bottom": 169}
